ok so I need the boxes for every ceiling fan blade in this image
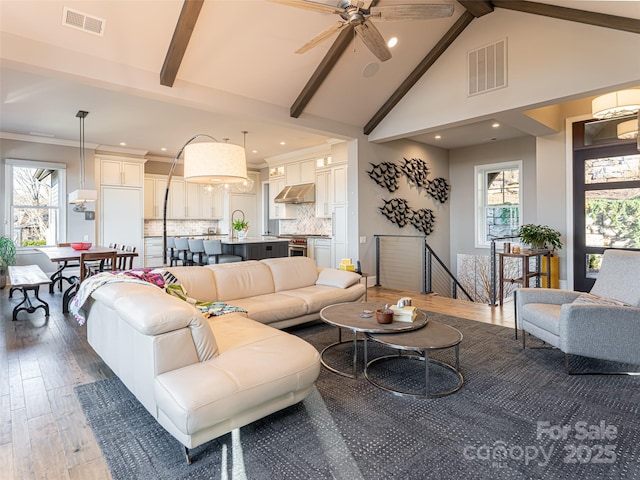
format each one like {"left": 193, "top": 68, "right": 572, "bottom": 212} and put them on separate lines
{"left": 267, "top": 0, "right": 343, "bottom": 15}
{"left": 354, "top": 22, "right": 392, "bottom": 61}
{"left": 370, "top": 4, "right": 455, "bottom": 21}
{"left": 296, "top": 21, "right": 347, "bottom": 54}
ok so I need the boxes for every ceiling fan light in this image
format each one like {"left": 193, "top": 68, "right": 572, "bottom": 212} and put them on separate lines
{"left": 592, "top": 89, "right": 640, "bottom": 119}
{"left": 617, "top": 119, "right": 639, "bottom": 140}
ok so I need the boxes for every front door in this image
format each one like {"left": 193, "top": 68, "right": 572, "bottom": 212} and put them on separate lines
{"left": 572, "top": 119, "right": 640, "bottom": 291}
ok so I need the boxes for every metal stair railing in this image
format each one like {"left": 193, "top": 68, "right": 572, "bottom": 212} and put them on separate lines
{"left": 373, "top": 234, "right": 474, "bottom": 302}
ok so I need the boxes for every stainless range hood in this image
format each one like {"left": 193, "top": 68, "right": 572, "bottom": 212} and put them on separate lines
{"left": 274, "top": 183, "right": 315, "bottom": 204}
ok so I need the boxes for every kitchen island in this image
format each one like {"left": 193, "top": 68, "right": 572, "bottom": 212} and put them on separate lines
{"left": 144, "top": 236, "right": 290, "bottom": 266}
{"left": 222, "top": 237, "right": 289, "bottom": 261}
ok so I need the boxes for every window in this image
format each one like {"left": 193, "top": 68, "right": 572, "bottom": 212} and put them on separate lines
{"left": 475, "top": 161, "right": 522, "bottom": 247}
{"left": 5, "top": 159, "right": 66, "bottom": 247}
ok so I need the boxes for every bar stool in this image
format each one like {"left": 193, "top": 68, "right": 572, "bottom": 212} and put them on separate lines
{"left": 173, "top": 237, "right": 193, "bottom": 266}
{"left": 203, "top": 239, "right": 242, "bottom": 264}
{"left": 188, "top": 238, "right": 208, "bottom": 266}
{"left": 166, "top": 237, "right": 179, "bottom": 267}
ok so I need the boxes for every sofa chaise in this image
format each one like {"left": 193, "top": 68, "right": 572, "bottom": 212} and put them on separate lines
{"left": 84, "top": 257, "right": 366, "bottom": 462}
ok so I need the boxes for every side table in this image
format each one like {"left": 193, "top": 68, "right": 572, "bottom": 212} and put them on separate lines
{"left": 498, "top": 249, "right": 551, "bottom": 306}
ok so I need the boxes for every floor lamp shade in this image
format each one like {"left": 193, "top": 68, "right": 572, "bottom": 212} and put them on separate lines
{"left": 183, "top": 142, "right": 247, "bottom": 184}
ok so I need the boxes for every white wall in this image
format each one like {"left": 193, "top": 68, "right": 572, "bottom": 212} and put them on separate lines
{"left": 0, "top": 138, "right": 96, "bottom": 243}
{"left": 370, "top": 9, "right": 640, "bottom": 141}
{"left": 357, "top": 138, "right": 450, "bottom": 280}
{"left": 449, "top": 136, "right": 537, "bottom": 274}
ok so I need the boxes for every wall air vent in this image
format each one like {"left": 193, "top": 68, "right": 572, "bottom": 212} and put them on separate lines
{"left": 62, "top": 7, "right": 105, "bottom": 36}
{"left": 468, "top": 38, "right": 507, "bottom": 96}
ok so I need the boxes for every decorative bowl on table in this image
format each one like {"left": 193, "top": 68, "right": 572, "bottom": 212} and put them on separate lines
{"left": 70, "top": 242, "right": 92, "bottom": 250}
{"left": 375, "top": 308, "right": 394, "bottom": 324}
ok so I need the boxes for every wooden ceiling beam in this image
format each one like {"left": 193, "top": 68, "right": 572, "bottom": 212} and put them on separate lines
{"left": 492, "top": 0, "right": 640, "bottom": 34}
{"left": 160, "top": 0, "right": 205, "bottom": 87}
{"left": 290, "top": 25, "right": 354, "bottom": 118}
{"left": 364, "top": 11, "right": 475, "bottom": 136}
{"left": 457, "top": 1, "right": 494, "bottom": 18}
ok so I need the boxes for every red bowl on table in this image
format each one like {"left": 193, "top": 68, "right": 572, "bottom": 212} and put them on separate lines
{"left": 70, "top": 242, "right": 92, "bottom": 250}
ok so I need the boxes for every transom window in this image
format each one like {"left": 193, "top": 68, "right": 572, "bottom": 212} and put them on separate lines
{"left": 475, "top": 161, "right": 522, "bottom": 247}
{"left": 5, "top": 159, "right": 66, "bottom": 247}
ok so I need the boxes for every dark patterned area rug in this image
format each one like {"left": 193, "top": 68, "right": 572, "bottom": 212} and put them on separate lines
{"left": 75, "top": 314, "right": 640, "bottom": 480}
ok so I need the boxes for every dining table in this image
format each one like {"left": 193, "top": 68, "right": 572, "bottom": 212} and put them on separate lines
{"left": 36, "top": 245, "right": 139, "bottom": 313}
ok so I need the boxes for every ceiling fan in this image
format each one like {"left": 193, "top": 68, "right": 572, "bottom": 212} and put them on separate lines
{"left": 269, "top": 0, "right": 454, "bottom": 62}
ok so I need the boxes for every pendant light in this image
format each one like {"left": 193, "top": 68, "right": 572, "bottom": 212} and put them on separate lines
{"left": 68, "top": 110, "right": 97, "bottom": 211}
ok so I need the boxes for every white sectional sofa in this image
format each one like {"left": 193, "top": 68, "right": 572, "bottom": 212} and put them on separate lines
{"left": 84, "top": 257, "right": 365, "bottom": 462}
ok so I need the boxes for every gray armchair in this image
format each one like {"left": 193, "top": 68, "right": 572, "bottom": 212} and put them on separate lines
{"left": 517, "top": 249, "right": 640, "bottom": 371}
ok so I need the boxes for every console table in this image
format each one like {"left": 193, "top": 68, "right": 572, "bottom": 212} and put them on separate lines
{"left": 498, "top": 249, "right": 551, "bottom": 306}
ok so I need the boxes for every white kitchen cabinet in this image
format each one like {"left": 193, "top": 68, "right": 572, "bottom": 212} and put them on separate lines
{"left": 144, "top": 175, "right": 169, "bottom": 219}
{"left": 315, "top": 169, "right": 332, "bottom": 218}
{"left": 269, "top": 178, "right": 296, "bottom": 219}
{"left": 100, "top": 158, "right": 143, "bottom": 187}
{"left": 332, "top": 203, "right": 348, "bottom": 269}
{"left": 169, "top": 179, "right": 185, "bottom": 219}
{"left": 144, "top": 236, "right": 163, "bottom": 267}
{"left": 185, "top": 182, "right": 200, "bottom": 219}
{"left": 332, "top": 164, "right": 348, "bottom": 205}
{"left": 269, "top": 165, "right": 285, "bottom": 178}
{"left": 200, "top": 185, "right": 224, "bottom": 219}
{"left": 286, "top": 159, "right": 315, "bottom": 185}
{"left": 310, "top": 237, "right": 332, "bottom": 269}
{"left": 100, "top": 186, "right": 143, "bottom": 269}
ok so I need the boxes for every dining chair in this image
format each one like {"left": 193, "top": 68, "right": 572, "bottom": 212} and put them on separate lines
{"left": 174, "top": 237, "right": 193, "bottom": 266}
{"left": 117, "top": 245, "right": 136, "bottom": 270}
{"left": 188, "top": 239, "right": 208, "bottom": 266}
{"left": 203, "top": 239, "right": 242, "bottom": 264}
{"left": 80, "top": 250, "right": 118, "bottom": 282}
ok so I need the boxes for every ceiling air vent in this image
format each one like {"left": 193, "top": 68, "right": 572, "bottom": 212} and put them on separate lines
{"left": 468, "top": 38, "right": 507, "bottom": 96}
{"left": 62, "top": 7, "right": 105, "bottom": 36}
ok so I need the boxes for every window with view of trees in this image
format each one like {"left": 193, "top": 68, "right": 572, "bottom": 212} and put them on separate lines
{"left": 6, "top": 160, "right": 66, "bottom": 247}
{"left": 475, "top": 161, "right": 522, "bottom": 247}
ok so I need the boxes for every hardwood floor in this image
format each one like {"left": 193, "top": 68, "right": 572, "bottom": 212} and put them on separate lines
{"left": 0, "top": 284, "right": 514, "bottom": 479}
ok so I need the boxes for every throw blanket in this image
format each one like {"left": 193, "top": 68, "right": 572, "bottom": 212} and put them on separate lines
{"left": 70, "top": 268, "right": 246, "bottom": 325}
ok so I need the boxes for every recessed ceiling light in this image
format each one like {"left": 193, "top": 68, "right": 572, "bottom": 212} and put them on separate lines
{"left": 161, "top": 147, "right": 167, "bottom": 151}
{"left": 252, "top": 149, "right": 258, "bottom": 154}
{"left": 120, "top": 142, "right": 127, "bottom": 146}
{"left": 388, "top": 37, "right": 398, "bottom": 48}
{"left": 280, "top": 141, "right": 286, "bottom": 145}
{"left": 492, "top": 123, "right": 500, "bottom": 128}
{"left": 435, "top": 135, "right": 442, "bottom": 140}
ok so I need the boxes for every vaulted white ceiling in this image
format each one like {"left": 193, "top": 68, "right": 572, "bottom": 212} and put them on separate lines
{"left": 1, "top": 0, "right": 638, "bottom": 165}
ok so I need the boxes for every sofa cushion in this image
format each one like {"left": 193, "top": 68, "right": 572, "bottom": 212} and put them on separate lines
{"left": 227, "top": 293, "right": 308, "bottom": 324}
{"left": 110, "top": 283, "right": 219, "bottom": 361}
{"left": 521, "top": 303, "right": 562, "bottom": 335}
{"left": 206, "top": 261, "right": 275, "bottom": 301}
{"left": 167, "top": 266, "right": 218, "bottom": 302}
{"left": 261, "top": 257, "right": 319, "bottom": 292}
{"left": 281, "top": 284, "right": 366, "bottom": 312}
{"left": 154, "top": 316, "right": 320, "bottom": 436}
{"left": 316, "top": 268, "right": 361, "bottom": 289}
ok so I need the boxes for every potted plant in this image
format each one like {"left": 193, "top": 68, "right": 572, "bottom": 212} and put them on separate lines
{"left": 517, "top": 224, "right": 563, "bottom": 253}
{"left": 0, "top": 235, "right": 17, "bottom": 289}
{"left": 231, "top": 219, "right": 249, "bottom": 239}
{"left": 517, "top": 224, "right": 563, "bottom": 288}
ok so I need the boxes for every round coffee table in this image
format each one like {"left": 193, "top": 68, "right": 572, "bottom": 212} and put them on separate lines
{"left": 319, "top": 302, "right": 428, "bottom": 378}
{"left": 365, "top": 321, "right": 463, "bottom": 398}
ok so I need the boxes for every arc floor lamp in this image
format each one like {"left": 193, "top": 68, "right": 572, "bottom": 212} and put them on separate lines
{"left": 162, "top": 134, "right": 247, "bottom": 266}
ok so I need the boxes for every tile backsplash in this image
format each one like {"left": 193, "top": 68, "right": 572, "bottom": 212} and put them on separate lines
{"left": 145, "top": 219, "right": 218, "bottom": 237}
{"left": 279, "top": 205, "right": 332, "bottom": 235}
